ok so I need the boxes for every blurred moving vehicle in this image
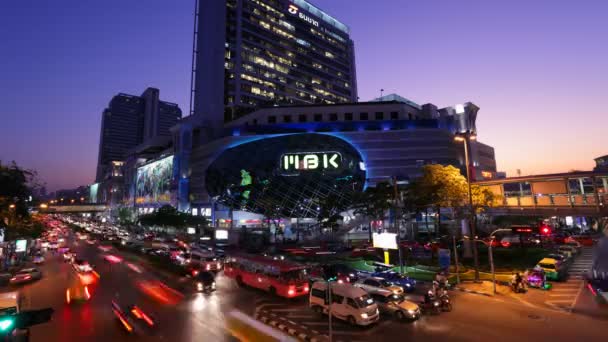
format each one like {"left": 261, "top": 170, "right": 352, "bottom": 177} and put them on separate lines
{"left": 63, "top": 250, "right": 75, "bottom": 262}
{"left": 309, "top": 282, "right": 380, "bottom": 326}
{"left": 354, "top": 277, "right": 404, "bottom": 295}
{"left": 10, "top": 268, "right": 42, "bottom": 285}
{"left": 368, "top": 289, "right": 420, "bottom": 321}
{"left": 194, "top": 271, "right": 216, "bottom": 293}
{"left": 73, "top": 259, "right": 93, "bottom": 273}
{"left": 65, "top": 282, "right": 91, "bottom": 304}
{"left": 32, "top": 253, "right": 45, "bottom": 265}
{"left": 111, "top": 300, "right": 155, "bottom": 334}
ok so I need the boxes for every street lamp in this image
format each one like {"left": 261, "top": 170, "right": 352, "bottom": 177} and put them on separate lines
{"left": 454, "top": 131, "right": 479, "bottom": 281}
{"left": 463, "top": 228, "right": 511, "bottom": 294}
{"left": 487, "top": 228, "right": 512, "bottom": 294}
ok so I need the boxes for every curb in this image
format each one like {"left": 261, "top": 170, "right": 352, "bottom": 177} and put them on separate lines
{"left": 255, "top": 311, "right": 322, "bottom": 342}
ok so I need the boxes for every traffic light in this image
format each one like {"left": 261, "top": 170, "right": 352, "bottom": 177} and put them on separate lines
{"left": 540, "top": 225, "right": 551, "bottom": 235}
{"left": 0, "top": 317, "right": 14, "bottom": 332}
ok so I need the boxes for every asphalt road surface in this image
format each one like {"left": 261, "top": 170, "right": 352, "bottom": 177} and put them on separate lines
{"left": 10, "top": 236, "right": 248, "bottom": 342}
{"left": 6, "top": 233, "right": 608, "bottom": 342}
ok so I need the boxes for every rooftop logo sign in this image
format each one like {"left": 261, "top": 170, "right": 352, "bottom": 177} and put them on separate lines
{"left": 287, "top": 4, "right": 319, "bottom": 27}
{"left": 281, "top": 152, "right": 342, "bottom": 172}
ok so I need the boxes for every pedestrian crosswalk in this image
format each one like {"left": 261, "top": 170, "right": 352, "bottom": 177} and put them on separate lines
{"left": 569, "top": 247, "right": 594, "bottom": 279}
{"left": 544, "top": 247, "right": 593, "bottom": 312}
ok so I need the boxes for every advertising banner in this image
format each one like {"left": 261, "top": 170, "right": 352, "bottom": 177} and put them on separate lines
{"left": 372, "top": 232, "right": 397, "bottom": 250}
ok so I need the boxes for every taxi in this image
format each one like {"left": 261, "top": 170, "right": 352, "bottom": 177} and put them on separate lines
{"left": 535, "top": 258, "right": 564, "bottom": 281}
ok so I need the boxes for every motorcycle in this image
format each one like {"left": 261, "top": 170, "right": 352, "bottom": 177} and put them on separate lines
{"left": 418, "top": 292, "right": 441, "bottom": 315}
{"left": 439, "top": 293, "right": 452, "bottom": 312}
{"left": 511, "top": 281, "right": 527, "bottom": 293}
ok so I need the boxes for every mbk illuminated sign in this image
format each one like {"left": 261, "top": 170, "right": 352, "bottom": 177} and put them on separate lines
{"left": 281, "top": 152, "right": 342, "bottom": 171}
{"left": 287, "top": 4, "right": 319, "bottom": 27}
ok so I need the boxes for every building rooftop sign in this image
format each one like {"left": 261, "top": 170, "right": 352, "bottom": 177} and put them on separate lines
{"left": 290, "top": 0, "right": 350, "bottom": 34}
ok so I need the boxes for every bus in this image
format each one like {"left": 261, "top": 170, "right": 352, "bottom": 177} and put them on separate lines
{"left": 224, "top": 254, "right": 309, "bottom": 298}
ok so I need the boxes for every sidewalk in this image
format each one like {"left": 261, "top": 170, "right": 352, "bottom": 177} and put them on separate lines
{"left": 453, "top": 280, "right": 512, "bottom": 297}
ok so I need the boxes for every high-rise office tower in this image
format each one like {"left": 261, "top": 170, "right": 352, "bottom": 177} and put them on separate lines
{"left": 191, "top": 0, "right": 358, "bottom": 129}
{"left": 95, "top": 87, "right": 181, "bottom": 182}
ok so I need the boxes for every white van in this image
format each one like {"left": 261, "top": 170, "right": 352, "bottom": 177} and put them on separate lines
{"left": 309, "top": 281, "right": 380, "bottom": 326}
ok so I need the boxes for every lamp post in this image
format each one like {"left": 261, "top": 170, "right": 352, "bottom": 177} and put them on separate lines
{"left": 454, "top": 131, "right": 479, "bottom": 281}
{"left": 452, "top": 235, "right": 460, "bottom": 284}
{"left": 488, "top": 228, "right": 512, "bottom": 294}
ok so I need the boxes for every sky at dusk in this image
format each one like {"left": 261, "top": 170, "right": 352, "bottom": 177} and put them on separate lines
{"left": 1, "top": 0, "right": 606, "bottom": 192}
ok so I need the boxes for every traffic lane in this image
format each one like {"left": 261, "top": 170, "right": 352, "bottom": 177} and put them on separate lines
{"left": 374, "top": 291, "right": 607, "bottom": 342}
{"left": 74, "top": 241, "right": 242, "bottom": 341}
{"left": 23, "top": 251, "right": 139, "bottom": 342}
{"left": 22, "top": 242, "right": 173, "bottom": 341}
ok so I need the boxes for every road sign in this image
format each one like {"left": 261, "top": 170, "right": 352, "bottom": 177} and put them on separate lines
{"left": 438, "top": 249, "right": 451, "bottom": 270}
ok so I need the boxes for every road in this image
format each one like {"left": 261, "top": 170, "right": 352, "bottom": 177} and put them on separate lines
{"left": 10, "top": 236, "right": 251, "bottom": 341}
{"left": 6, "top": 233, "right": 608, "bottom": 342}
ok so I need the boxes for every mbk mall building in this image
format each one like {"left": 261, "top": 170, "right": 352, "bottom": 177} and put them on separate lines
{"left": 121, "top": 0, "right": 497, "bottom": 231}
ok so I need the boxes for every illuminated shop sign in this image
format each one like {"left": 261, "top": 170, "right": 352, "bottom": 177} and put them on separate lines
{"left": 287, "top": 4, "right": 319, "bottom": 27}
{"left": 281, "top": 152, "right": 342, "bottom": 171}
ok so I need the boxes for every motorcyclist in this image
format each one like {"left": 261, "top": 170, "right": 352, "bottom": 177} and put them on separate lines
{"left": 424, "top": 289, "right": 436, "bottom": 304}
{"left": 512, "top": 272, "right": 523, "bottom": 292}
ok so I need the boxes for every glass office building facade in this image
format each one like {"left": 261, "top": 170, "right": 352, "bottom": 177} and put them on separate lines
{"left": 193, "top": 0, "right": 357, "bottom": 125}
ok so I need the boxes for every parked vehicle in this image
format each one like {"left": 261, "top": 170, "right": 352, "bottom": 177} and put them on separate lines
{"left": 309, "top": 282, "right": 380, "bottom": 326}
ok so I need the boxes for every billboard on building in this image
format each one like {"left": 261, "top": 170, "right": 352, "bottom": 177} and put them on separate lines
{"left": 135, "top": 156, "right": 175, "bottom": 205}
{"left": 89, "top": 183, "right": 99, "bottom": 203}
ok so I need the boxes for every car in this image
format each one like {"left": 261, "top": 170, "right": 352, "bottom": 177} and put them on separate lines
{"left": 535, "top": 258, "right": 565, "bottom": 281}
{"left": 571, "top": 235, "right": 595, "bottom": 247}
{"left": 546, "top": 253, "right": 570, "bottom": 267}
{"left": 63, "top": 250, "right": 75, "bottom": 262}
{"left": 564, "top": 241, "right": 582, "bottom": 255}
{"left": 354, "top": 277, "right": 404, "bottom": 295}
{"left": 369, "top": 289, "right": 420, "bottom": 321}
{"left": 310, "top": 264, "right": 361, "bottom": 284}
{"left": 193, "top": 271, "right": 216, "bottom": 292}
{"left": 10, "top": 268, "right": 42, "bottom": 285}
{"left": 66, "top": 282, "right": 91, "bottom": 304}
{"left": 33, "top": 253, "right": 45, "bottom": 264}
{"left": 371, "top": 271, "right": 416, "bottom": 293}
{"left": 309, "top": 282, "right": 380, "bottom": 326}
{"left": 557, "top": 245, "right": 577, "bottom": 259}
{"left": 73, "top": 259, "right": 93, "bottom": 273}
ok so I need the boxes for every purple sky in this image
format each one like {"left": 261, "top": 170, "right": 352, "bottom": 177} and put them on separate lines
{"left": 1, "top": 0, "right": 606, "bottom": 192}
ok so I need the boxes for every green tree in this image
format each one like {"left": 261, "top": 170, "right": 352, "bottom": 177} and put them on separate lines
{"left": 0, "top": 161, "right": 34, "bottom": 222}
{"left": 138, "top": 205, "right": 207, "bottom": 231}
{"left": 351, "top": 182, "right": 393, "bottom": 241}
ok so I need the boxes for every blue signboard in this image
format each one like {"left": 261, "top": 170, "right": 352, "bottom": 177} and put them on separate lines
{"left": 438, "top": 249, "right": 451, "bottom": 270}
